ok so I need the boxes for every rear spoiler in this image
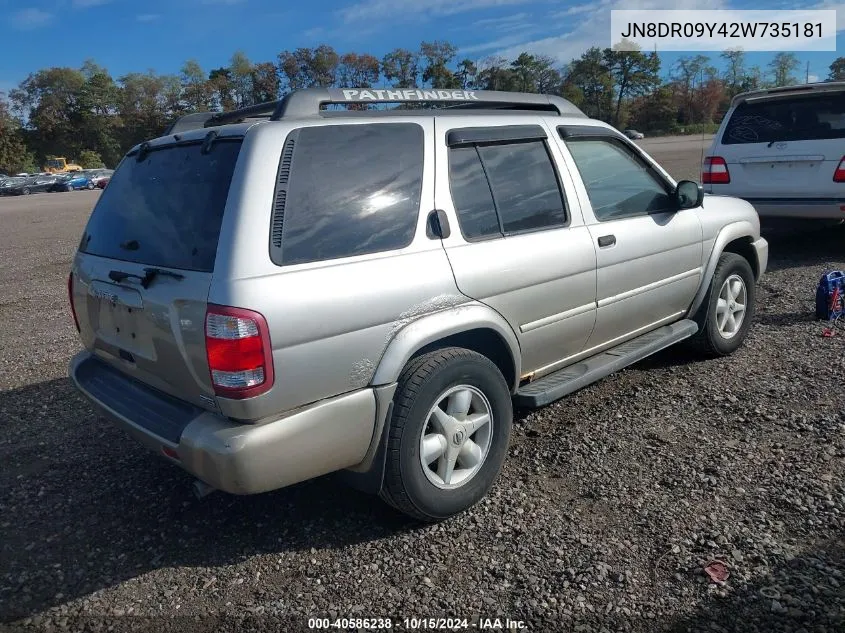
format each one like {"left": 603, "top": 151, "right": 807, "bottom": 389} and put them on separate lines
{"left": 163, "top": 88, "right": 587, "bottom": 135}
{"left": 730, "top": 80, "right": 845, "bottom": 108}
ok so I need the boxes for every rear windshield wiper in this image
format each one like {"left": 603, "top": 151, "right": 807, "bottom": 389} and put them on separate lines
{"left": 109, "top": 267, "right": 185, "bottom": 289}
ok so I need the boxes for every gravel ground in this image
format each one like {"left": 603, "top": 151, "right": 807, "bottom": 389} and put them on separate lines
{"left": 1, "top": 148, "right": 844, "bottom": 633}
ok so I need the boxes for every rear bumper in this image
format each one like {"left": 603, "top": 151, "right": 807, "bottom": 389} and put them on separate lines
{"left": 746, "top": 198, "right": 845, "bottom": 220}
{"left": 69, "top": 351, "right": 388, "bottom": 495}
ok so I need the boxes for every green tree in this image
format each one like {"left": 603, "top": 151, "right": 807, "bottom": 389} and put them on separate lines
{"left": 474, "top": 56, "right": 518, "bottom": 91}
{"left": 768, "top": 52, "right": 800, "bottom": 87}
{"left": 382, "top": 49, "right": 419, "bottom": 88}
{"left": 672, "top": 55, "right": 715, "bottom": 124}
{"left": 277, "top": 45, "right": 339, "bottom": 91}
{"left": 419, "top": 41, "right": 460, "bottom": 89}
{"left": 0, "top": 95, "right": 34, "bottom": 174}
{"left": 829, "top": 57, "right": 845, "bottom": 81}
{"left": 337, "top": 53, "right": 381, "bottom": 88}
{"left": 229, "top": 51, "right": 253, "bottom": 108}
{"left": 181, "top": 59, "right": 212, "bottom": 111}
{"left": 628, "top": 86, "right": 675, "bottom": 132}
{"left": 509, "top": 53, "right": 562, "bottom": 94}
{"left": 602, "top": 48, "right": 660, "bottom": 127}
{"left": 208, "top": 68, "right": 235, "bottom": 111}
{"left": 567, "top": 48, "right": 614, "bottom": 121}
{"left": 250, "top": 62, "right": 280, "bottom": 103}
{"left": 455, "top": 59, "right": 478, "bottom": 90}
{"left": 78, "top": 149, "right": 105, "bottom": 168}
{"left": 720, "top": 49, "right": 746, "bottom": 96}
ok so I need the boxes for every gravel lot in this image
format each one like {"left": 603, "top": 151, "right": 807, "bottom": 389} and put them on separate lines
{"left": 1, "top": 139, "right": 844, "bottom": 633}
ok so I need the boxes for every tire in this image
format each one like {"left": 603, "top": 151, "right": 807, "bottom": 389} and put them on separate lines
{"left": 65, "top": 185, "right": 73, "bottom": 192}
{"left": 688, "top": 253, "right": 756, "bottom": 357}
{"left": 87, "top": 182, "right": 94, "bottom": 190}
{"left": 22, "top": 188, "right": 30, "bottom": 195}
{"left": 380, "top": 347, "right": 513, "bottom": 522}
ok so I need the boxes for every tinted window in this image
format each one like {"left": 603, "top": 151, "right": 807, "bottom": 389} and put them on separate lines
{"left": 448, "top": 146, "right": 500, "bottom": 240}
{"left": 565, "top": 138, "right": 672, "bottom": 221}
{"left": 279, "top": 123, "right": 423, "bottom": 265}
{"left": 478, "top": 141, "right": 566, "bottom": 233}
{"left": 80, "top": 140, "right": 241, "bottom": 272}
{"left": 722, "top": 92, "right": 845, "bottom": 144}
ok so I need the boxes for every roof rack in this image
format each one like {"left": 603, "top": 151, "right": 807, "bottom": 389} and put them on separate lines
{"left": 163, "top": 87, "right": 587, "bottom": 134}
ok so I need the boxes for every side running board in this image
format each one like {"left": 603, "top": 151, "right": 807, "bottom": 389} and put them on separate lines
{"left": 515, "top": 319, "right": 699, "bottom": 408}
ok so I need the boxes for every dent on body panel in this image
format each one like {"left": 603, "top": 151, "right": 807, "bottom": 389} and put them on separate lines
{"left": 346, "top": 294, "right": 469, "bottom": 390}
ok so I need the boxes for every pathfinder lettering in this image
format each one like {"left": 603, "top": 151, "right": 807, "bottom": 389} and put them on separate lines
{"left": 341, "top": 89, "right": 479, "bottom": 101}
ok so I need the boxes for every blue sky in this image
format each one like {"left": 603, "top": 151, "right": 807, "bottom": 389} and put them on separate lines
{"left": 0, "top": 0, "right": 842, "bottom": 95}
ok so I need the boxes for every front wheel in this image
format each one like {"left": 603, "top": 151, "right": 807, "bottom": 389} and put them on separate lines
{"left": 65, "top": 185, "right": 73, "bottom": 192}
{"left": 380, "top": 348, "right": 513, "bottom": 522}
{"left": 689, "top": 253, "right": 756, "bottom": 357}
{"left": 86, "top": 182, "right": 94, "bottom": 190}
{"left": 21, "top": 188, "right": 30, "bottom": 195}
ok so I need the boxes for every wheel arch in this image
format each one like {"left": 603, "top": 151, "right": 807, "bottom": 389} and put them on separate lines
{"left": 370, "top": 303, "right": 522, "bottom": 393}
{"left": 687, "top": 222, "right": 760, "bottom": 318}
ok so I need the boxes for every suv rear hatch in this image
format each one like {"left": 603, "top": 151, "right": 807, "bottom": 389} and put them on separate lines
{"left": 708, "top": 87, "right": 845, "bottom": 197}
{"left": 70, "top": 135, "right": 242, "bottom": 410}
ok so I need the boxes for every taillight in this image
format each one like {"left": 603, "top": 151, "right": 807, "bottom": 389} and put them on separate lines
{"left": 702, "top": 156, "right": 730, "bottom": 184}
{"left": 834, "top": 156, "right": 845, "bottom": 183}
{"left": 68, "top": 273, "right": 80, "bottom": 333}
{"left": 205, "top": 305, "right": 274, "bottom": 399}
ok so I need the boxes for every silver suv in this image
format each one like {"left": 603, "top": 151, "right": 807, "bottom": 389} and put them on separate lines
{"left": 68, "top": 88, "right": 769, "bottom": 521}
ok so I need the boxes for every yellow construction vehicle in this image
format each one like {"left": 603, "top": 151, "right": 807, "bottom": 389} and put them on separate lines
{"left": 43, "top": 157, "right": 83, "bottom": 173}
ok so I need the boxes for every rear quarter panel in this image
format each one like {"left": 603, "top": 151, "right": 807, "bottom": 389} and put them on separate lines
{"left": 211, "top": 119, "right": 465, "bottom": 422}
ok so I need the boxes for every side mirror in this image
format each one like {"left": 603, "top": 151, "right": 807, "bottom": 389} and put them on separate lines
{"left": 675, "top": 180, "right": 704, "bottom": 210}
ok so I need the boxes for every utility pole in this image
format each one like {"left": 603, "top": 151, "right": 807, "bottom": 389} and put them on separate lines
{"left": 806, "top": 60, "right": 810, "bottom": 83}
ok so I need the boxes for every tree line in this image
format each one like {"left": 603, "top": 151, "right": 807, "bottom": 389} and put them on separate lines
{"left": 1, "top": 41, "right": 843, "bottom": 174}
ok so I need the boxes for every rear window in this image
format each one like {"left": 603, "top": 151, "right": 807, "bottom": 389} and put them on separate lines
{"left": 79, "top": 139, "right": 241, "bottom": 272}
{"left": 722, "top": 92, "right": 845, "bottom": 145}
{"left": 272, "top": 123, "right": 424, "bottom": 266}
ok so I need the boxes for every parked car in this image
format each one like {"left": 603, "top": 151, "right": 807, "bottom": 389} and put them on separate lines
{"left": 624, "top": 129, "right": 645, "bottom": 140}
{"left": 50, "top": 173, "right": 95, "bottom": 192}
{"left": 703, "top": 81, "right": 845, "bottom": 220}
{"left": 1, "top": 174, "right": 59, "bottom": 195}
{"left": 68, "top": 88, "right": 768, "bottom": 522}
{"left": 96, "top": 176, "right": 110, "bottom": 189}
{"left": 0, "top": 177, "right": 26, "bottom": 195}
{"left": 86, "top": 169, "right": 113, "bottom": 187}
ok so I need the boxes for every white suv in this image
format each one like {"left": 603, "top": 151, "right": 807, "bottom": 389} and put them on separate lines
{"left": 703, "top": 81, "right": 845, "bottom": 220}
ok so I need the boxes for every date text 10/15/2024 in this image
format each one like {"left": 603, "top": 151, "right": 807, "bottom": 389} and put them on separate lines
{"left": 307, "top": 617, "right": 529, "bottom": 630}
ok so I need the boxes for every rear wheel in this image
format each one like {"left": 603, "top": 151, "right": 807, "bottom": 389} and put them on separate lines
{"left": 380, "top": 348, "right": 513, "bottom": 522}
{"left": 689, "top": 253, "right": 756, "bottom": 357}
{"left": 21, "top": 188, "right": 30, "bottom": 195}
{"left": 65, "top": 185, "right": 73, "bottom": 192}
{"left": 86, "top": 182, "right": 94, "bottom": 190}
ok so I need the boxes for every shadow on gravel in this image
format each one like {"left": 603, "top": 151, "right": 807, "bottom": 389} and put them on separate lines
{"left": 0, "top": 378, "right": 418, "bottom": 624}
{"left": 665, "top": 538, "right": 845, "bottom": 633}
{"left": 761, "top": 220, "right": 845, "bottom": 273}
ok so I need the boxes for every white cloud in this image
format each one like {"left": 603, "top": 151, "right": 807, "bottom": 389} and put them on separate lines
{"left": 473, "top": 12, "right": 532, "bottom": 31}
{"left": 136, "top": 13, "right": 161, "bottom": 22}
{"left": 10, "top": 8, "right": 54, "bottom": 30}
{"left": 807, "top": 73, "right": 820, "bottom": 82}
{"left": 340, "top": 0, "right": 530, "bottom": 23}
{"left": 472, "top": 0, "right": 732, "bottom": 64}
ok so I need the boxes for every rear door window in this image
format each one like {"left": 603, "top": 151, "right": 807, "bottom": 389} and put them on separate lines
{"left": 722, "top": 92, "right": 845, "bottom": 145}
{"left": 447, "top": 138, "right": 567, "bottom": 240}
{"left": 273, "top": 123, "right": 424, "bottom": 266}
{"left": 80, "top": 139, "right": 242, "bottom": 272}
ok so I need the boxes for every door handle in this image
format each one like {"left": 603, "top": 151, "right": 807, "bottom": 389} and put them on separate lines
{"left": 597, "top": 235, "right": 616, "bottom": 247}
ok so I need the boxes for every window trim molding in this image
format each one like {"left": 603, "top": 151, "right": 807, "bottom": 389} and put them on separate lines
{"left": 447, "top": 136, "right": 570, "bottom": 243}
